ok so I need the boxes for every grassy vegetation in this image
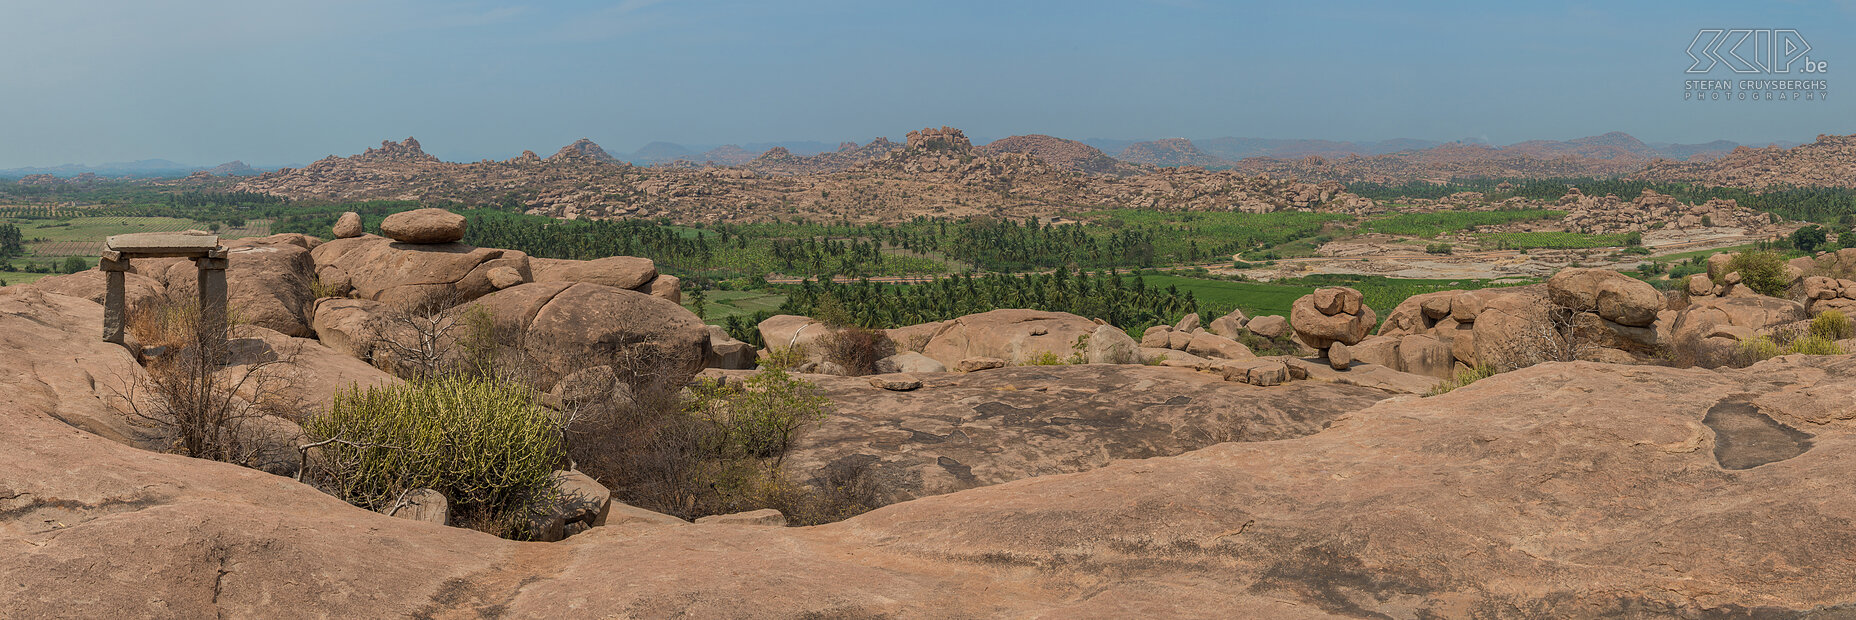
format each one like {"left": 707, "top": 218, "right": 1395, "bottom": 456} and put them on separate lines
{"left": 1359, "top": 209, "right": 1564, "bottom": 237}
{"left": 690, "top": 290, "right": 788, "bottom": 324}
{"left": 1133, "top": 274, "right": 1311, "bottom": 317}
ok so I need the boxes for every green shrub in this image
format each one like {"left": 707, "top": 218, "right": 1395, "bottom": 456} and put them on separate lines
{"left": 1810, "top": 310, "right": 1854, "bottom": 341}
{"left": 761, "top": 345, "right": 807, "bottom": 370}
{"left": 686, "top": 366, "right": 830, "bottom": 463}
{"left": 1788, "top": 335, "right": 1843, "bottom": 356}
{"left": 1427, "top": 365, "right": 1497, "bottom": 396}
{"left": 306, "top": 377, "right": 564, "bottom": 539}
{"left": 1726, "top": 251, "right": 1790, "bottom": 296}
{"left": 1735, "top": 336, "right": 1783, "bottom": 365}
{"left": 1024, "top": 351, "right": 1068, "bottom": 366}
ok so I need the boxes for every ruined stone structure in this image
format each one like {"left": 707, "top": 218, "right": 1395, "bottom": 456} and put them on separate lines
{"left": 101, "top": 232, "right": 227, "bottom": 364}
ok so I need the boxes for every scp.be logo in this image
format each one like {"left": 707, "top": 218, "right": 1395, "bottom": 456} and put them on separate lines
{"left": 1686, "top": 29, "right": 1828, "bottom": 74}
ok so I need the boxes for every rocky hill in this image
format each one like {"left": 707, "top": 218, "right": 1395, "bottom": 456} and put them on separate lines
{"left": 1117, "top": 137, "right": 1230, "bottom": 168}
{"left": 1637, "top": 133, "right": 1856, "bottom": 189}
{"left": 743, "top": 137, "right": 901, "bottom": 175}
{"left": 547, "top": 138, "right": 620, "bottom": 164}
{"left": 1118, "top": 133, "right": 1760, "bottom": 184}
{"left": 233, "top": 129, "right": 1379, "bottom": 223}
{"left": 977, "top": 134, "right": 1148, "bottom": 176}
{"left": 1226, "top": 142, "right": 1650, "bottom": 184}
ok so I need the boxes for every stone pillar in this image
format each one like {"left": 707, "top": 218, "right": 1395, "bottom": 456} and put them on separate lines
{"left": 100, "top": 253, "right": 128, "bottom": 345}
{"left": 194, "top": 252, "right": 229, "bottom": 366}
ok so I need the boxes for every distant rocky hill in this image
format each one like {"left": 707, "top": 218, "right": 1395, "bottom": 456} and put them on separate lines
{"left": 548, "top": 138, "right": 620, "bottom": 164}
{"left": 1112, "top": 133, "right": 1764, "bottom": 183}
{"left": 1636, "top": 133, "right": 1856, "bottom": 189}
{"left": 977, "top": 134, "right": 1147, "bottom": 176}
{"left": 1117, "top": 138, "right": 1229, "bottom": 168}
{"left": 743, "top": 137, "right": 902, "bottom": 175}
{"left": 232, "top": 128, "right": 1378, "bottom": 223}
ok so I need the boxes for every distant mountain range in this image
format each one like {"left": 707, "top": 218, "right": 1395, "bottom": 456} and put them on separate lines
{"left": 0, "top": 159, "right": 269, "bottom": 179}
{"left": 0, "top": 132, "right": 1809, "bottom": 180}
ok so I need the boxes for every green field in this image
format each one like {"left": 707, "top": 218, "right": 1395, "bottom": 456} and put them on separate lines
{"left": 1134, "top": 275, "right": 1312, "bottom": 318}
{"left": 689, "top": 290, "right": 788, "bottom": 324}
{"left": 1360, "top": 209, "right": 1564, "bottom": 237}
{"left": 0, "top": 271, "right": 54, "bottom": 287}
{"left": 2, "top": 214, "right": 272, "bottom": 257}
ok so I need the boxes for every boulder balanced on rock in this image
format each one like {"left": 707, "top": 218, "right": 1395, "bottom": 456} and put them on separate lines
{"left": 380, "top": 208, "right": 466, "bottom": 244}
{"left": 1291, "top": 287, "right": 1375, "bottom": 352}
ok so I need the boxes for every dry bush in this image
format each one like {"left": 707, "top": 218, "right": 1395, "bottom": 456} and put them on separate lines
{"left": 121, "top": 293, "right": 299, "bottom": 473}
{"left": 1477, "top": 306, "right": 1606, "bottom": 372}
{"left": 817, "top": 327, "right": 894, "bottom": 376}
{"left": 369, "top": 296, "right": 501, "bottom": 381}
{"left": 558, "top": 347, "right": 871, "bottom": 524}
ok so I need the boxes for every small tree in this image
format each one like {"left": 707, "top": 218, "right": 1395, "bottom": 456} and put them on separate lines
{"left": 1726, "top": 251, "right": 1789, "bottom": 296}
{"left": 60, "top": 256, "right": 86, "bottom": 273}
{"left": 1791, "top": 225, "right": 1828, "bottom": 253}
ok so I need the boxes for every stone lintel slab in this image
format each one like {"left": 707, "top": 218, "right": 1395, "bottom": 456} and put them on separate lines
{"left": 105, "top": 232, "right": 221, "bottom": 257}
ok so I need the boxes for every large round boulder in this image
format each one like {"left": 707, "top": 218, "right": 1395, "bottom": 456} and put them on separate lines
{"left": 1546, "top": 268, "right": 1662, "bottom": 327}
{"left": 332, "top": 211, "right": 364, "bottom": 239}
{"left": 468, "top": 282, "right": 709, "bottom": 389}
{"left": 1671, "top": 295, "right": 1811, "bottom": 346}
{"left": 379, "top": 208, "right": 466, "bottom": 244}
{"left": 758, "top": 314, "right": 840, "bottom": 361}
{"left": 918, "top": 309, "right": 1097, "bottom": 366}
{"left": 1290, "top": 287, "right": 1375, "bottom": 349}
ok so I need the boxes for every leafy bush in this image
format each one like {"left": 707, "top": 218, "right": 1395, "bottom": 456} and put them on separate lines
{"left": 1725, "top": 251, "right": 1790, "bottom": 296}
{"left": 1788, "top": 335, "right": 1843, "bottom": 356}
{"left": 306, "top": 377, "right": 564, "bottom": 539}
{"left": 1811, "top": 310, "right": 1854, "bottom": 341}
{"left": 686, "top": 366, "right": 830, "bottom": 463}
{"left": 1425, "top": 243, "right": 1453, "bottom": 255}
{"left": 761, "top": 344, "right": 807, "bottom": 370}
{"left": 1735, "top": 336, "right": 1784, "bottom": 365}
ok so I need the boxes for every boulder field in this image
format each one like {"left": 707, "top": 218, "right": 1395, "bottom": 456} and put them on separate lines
{"left": 7, "top": 287, "right": 1856, "bottom": 616}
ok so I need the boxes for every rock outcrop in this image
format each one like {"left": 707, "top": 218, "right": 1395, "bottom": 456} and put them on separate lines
{"left": 310, "top": 235, "right": 532, "bottom": 310}
{"left": 917, "top": 309, "right": 1096, "bottom": 367}
{"left": 1290, "top": 287, "right": 1375, "bottom": 351}
{"left": 467, "top": 282, "right": 709, "bottom": 389}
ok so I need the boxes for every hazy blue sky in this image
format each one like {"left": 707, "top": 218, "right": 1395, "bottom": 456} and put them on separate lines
{"left": 2, "top": 0, "right": 1853, "bottom": 167}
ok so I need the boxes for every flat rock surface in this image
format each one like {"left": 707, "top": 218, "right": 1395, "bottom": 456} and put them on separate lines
{"left": 9, "top": 286, "right": 1856, "bottom": 618}
{"left": 749, "top": 364, "right": 1394, "bottom": 504}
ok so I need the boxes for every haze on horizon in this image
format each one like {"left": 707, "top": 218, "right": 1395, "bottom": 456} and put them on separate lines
{"left": 2, "top": 0, "right": 1853, "bottom": 168}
